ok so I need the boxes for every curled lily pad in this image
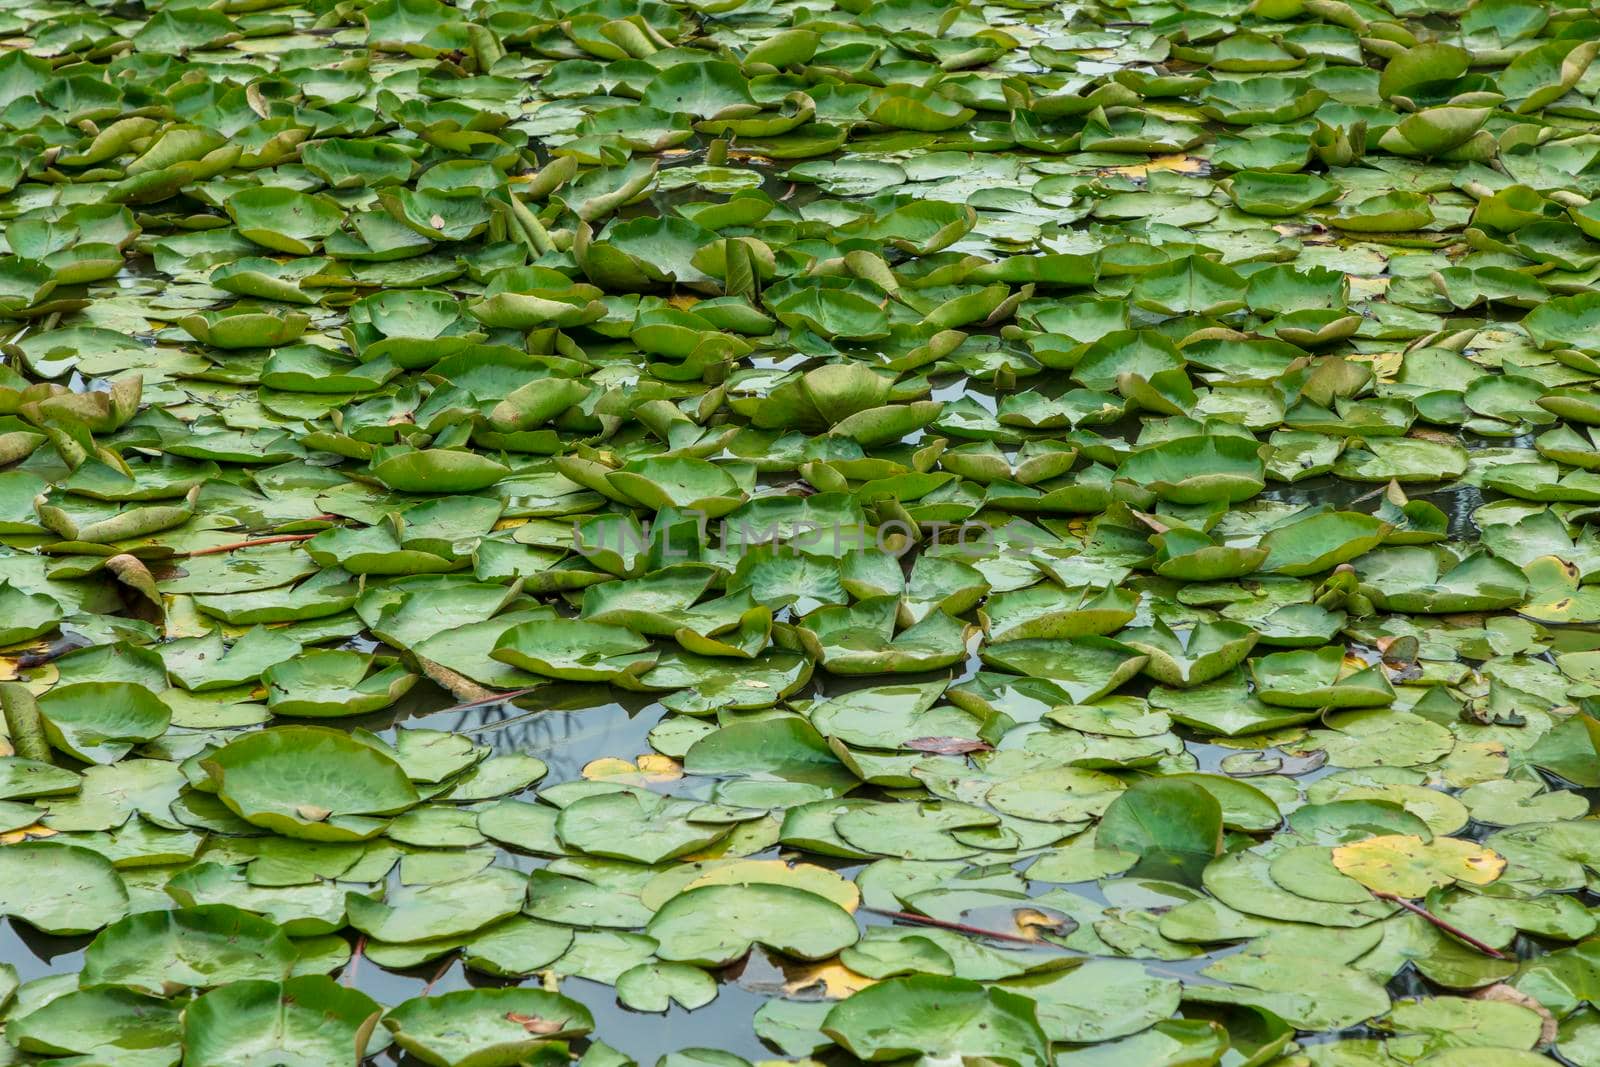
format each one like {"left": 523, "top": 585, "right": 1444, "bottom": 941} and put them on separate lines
{"left": 261, "top": 651, "right": 418, "bottom": 718}
{"left": 226, "top": 188, "right": 344, "bottom": 254}
{"left": 980, "top": 584, "right": 1137, "bottom": 642}
{"left": 1250, "top": 646, "right": 1395, "bottom": 709}
{"left": 796, "top": 597, "right": 971, "bottom": 675}
{"left": 348, "top": 866, "right": 526, "bottom": 943}
{"left": 1226, "top": 171, "right": 1341, "bottom": 216}
{"left": 1120, "top": 618, "right": 1258, "bottom": 687}
{"left": 36, "top": 485, "right": 197, "bottom": 544}
{"left": 608, "top": 457, "right": 749, "bottom": 517}
{"left": 1327, "top": 192, "right": 1436, "bottom": 232}
{"left": 1115, "top": 435, "right": 1266, "bottom": 504}
{"left": 5, "top": 0, "right": 1600, "bottom": 1057}
{"left": 1525, "top": 293, "right": 1600, "bottom": 353}
{"left": 1357, "top": 549, "right": 1529, "bottom": 613}
{"left": 470, "top": 268, "right": 607, "bottom": 330}
{"left": 345, "top": 290, "right": 485, "bottom": 367}
{"left": 1260, "top": 511, "right": 1389, "bottom": 575}
{"left": 178, "top": 305, "right": 309, "bottom": 349}
{"left": 0, "top": 579, "right": 62, "bottom": 644}
{"left": 36, "top": 681, "right": 171, "bottom": 764}
{"left": 1151, "top": 528, "right": 1268, "bottom": 581}
{"left": 160, "top": 627, "right": 300, "bottom": 692}
{"left": 367, "top": 446, "right": 510, "bottom": 493}
{"left": 981, "top": 636, "right": 1149, "bottom": 704}
{"left": 493, "top": 618, "right": 658, "bottom": 684}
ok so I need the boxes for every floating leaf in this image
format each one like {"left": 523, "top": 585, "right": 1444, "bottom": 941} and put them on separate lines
{"left": 384, "top": 988, "right": 594, "bottom": 1065}
{"left": 823, "top": 976, "right": 1051, "bottom": 1066}
{"left": 203, "top": 726, "right": 420, "bottom": 841}
{"left": 1331, "top": 834, "right": 1507, "bottom": 898}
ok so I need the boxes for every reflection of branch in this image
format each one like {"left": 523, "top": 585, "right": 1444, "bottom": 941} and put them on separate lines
{"left": 399, "top": 692, "right": 671, "bottom": 785}
{"left": 422, "top": 952, "right": 457, "bottom": 995}
{"left": 1373, "top": 892, "right": 1508, "bottom": 959}
{"left": 452, "top": 706, "right": 562, "bottom": 739}
{"left": 13, "top": 638, "right": 84, "bottom": 669}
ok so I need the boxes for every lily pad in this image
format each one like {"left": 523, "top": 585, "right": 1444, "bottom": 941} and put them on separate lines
{"left": 203, "top": 726, "right": 421, "bottom": 841}
{"left": 183, "top": 976, "right": 383, "bottom": 1066}
{"left": 384, "top": 988, "right": 593, "bottom": 1066}
{"left": 647, "top": 883, "right": 859, "bottom": 965}
{"left": 823, "top": 976, "right": 1051, "bottom": 1066}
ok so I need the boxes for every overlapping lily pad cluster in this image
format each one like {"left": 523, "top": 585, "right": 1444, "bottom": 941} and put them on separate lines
{"left": 4, "top": 0, "right": 1600, "bottom": 1064}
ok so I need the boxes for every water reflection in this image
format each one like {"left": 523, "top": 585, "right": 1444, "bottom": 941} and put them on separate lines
{"left": 407, "top": 688, "right": 668, "bottom": 783}
{"left": 0, "top": 922, "right": 87, "bottom": 984}
{"left": 1263, "top": 474, "right": 1485, "bottom": 540}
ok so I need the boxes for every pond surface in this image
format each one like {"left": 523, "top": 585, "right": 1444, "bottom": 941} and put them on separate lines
{"left": 5, "top": 0, "right": 1600, "bottom": 1064}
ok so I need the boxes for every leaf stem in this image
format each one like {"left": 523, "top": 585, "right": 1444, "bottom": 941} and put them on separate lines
{"left": 343, "top": 934, "right": 366, "bottom": 987}
{"left": 182, "top": 533, "right": 318, "bottom": 557}
{"left": 862, "top": 906, "right": 1054, "bottom": 946}
{"left": 1372, "top": 892, "right": 1508, "bottom": 959}
{"left": 861, "top": 908, "right": 1215, "bottom": 985}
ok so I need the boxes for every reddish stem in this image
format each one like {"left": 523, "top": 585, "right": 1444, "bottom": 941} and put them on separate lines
{"left": 343, "top": 934, "right": 366, "bottom": 987}
{"left": 183, "top": 533, "right": 317, "bottom": 557}
{"left": 1373, "top": 892, "right": 1508, "bottom": 959}
{"left": 863, "top": 906, "right": 1050, "bottom": 946}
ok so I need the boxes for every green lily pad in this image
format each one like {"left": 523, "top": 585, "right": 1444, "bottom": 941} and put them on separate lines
{"left": 203, "top": 726, "right": 421, "bottom": 841}
{"left": 8, "top": 986, "right": 179, "bottom": 1059}
{"left": 493, "top": 618, "right": 658, "bottom": 684}
{"left": 348, "top": 866, "right": 526, "bottom": 943}
{"left": 647, "top": 883, "right": 859, "bottom": 966}
{"left": 384, "top": 988, "right": 594, "bottom": 1067}
{"left": 262, "top": 651, "right": 418, "bottom": 718}
{"left": 823, "top": 976, "right": 1051, "bottom": 1066}
{"left": 36, "top": 681, "right": 171, "bottom": 764}
{"left": 183, "top": 976, "right": 383, "bottom": 1066}
{"left": 4, "top": 0, "right": 1600, "bottom": 1056}
{"left": 0, "top": 840, "right": 127, "bottom": 934}
{"left": 226, "top": 188, "right": 344, "bottom": 255}
{"left": 1098, "top": 777, "right": 1223, "bottom": 886}
{"left": 82, "top": 904, "right": 296, "bottom": 994}
{"left": 1251, "top": 646, "right": 1396, "bottom": 709}
{"left": 556, "top": 789, "right": 735, "bottom": 863}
